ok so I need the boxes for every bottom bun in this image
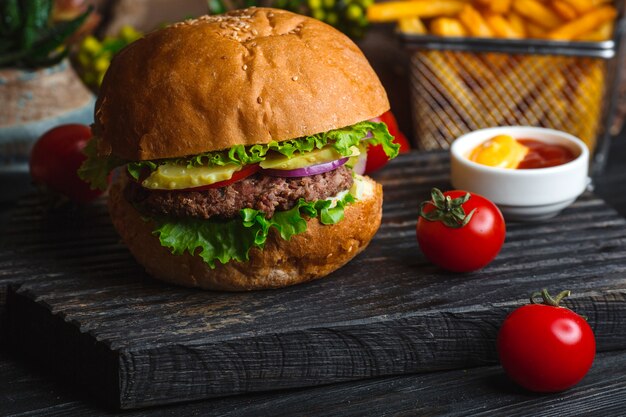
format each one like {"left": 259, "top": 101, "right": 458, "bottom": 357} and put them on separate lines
{"left": 108, "top": 174, "right": 383, "bottom": 290}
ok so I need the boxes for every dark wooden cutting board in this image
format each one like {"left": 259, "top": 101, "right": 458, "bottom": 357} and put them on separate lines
{"left": 3, "top": 151, "right": 626, "bottom": 410}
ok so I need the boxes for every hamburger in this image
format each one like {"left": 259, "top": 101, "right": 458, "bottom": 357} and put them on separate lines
{"left": 79, "top": 7, "right": 399, "bottom": 290}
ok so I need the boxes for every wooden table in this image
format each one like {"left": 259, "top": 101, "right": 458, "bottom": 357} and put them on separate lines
{"left": 0, "top": 134, "right": 625, "bottom": 416}
{"left": 2, "top": 25, "right": 626, "bottom": 416}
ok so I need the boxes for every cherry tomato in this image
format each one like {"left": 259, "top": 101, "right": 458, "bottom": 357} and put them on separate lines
{"left": 30, "top": 124, "right": 103, "bottom": 203}
{"left": 416, "top": 188, "right": 505, "bottom": 272}
{"left": 498, "top": 289, "right": 596, "bottom": 392}
{"left": 365, "top": 110, "right": 411, "bottom": 174}
{"left": 177, "top": 164, "right": 260, "bottom": 191}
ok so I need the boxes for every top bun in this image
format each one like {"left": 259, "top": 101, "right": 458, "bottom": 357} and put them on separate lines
{"left": 94, "top": 7, "right": 389, "bottom": 161}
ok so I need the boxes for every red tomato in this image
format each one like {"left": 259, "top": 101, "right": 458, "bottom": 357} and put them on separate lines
{"left": 30, "top": 124, "right": 103, "bottom": 203}
{"left": 177, "top": 164, "right": 260, "bottom": 191}
{"left": 416, "top": 189, "right": 505, "bottom": 272}
{"left": 497, "top": 289, "right": 596, "bottom": 392}
{"left": 365, "top": 110, "right": 411, "bottom": 174}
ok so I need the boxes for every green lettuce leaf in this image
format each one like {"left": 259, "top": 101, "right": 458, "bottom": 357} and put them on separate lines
{"left": 78, "top": 121, "right": 399, "bottom": 187}
{"left": 77, "top": 138, "right": 126, "bottom": 190}
{"left": 361, "top": 120, "right": 400, "bottom": 160}
{"left": 129, "top": 121, "right": 399, "bottom": 173}
{"left": 127, "top": 160, "right": 158, "bottom": 180}
{"left": 152, "top": 192, "right": 356, "bottom": 268}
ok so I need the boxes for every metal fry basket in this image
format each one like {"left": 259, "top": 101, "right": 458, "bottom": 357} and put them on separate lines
{"left": 400, "top": 18, "right": 626, "bottom": 173}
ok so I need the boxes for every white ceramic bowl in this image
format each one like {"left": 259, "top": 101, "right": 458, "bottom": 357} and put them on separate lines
{"left": 450, "top": 126, "right": 590, "bottom": 222}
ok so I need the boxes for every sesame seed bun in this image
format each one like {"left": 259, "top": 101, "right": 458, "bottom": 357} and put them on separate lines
{"left": 94, "top": 7, "right": 390, "bottom": 161}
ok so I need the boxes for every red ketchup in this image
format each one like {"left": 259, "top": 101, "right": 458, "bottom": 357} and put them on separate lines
{"left": 516, "top": 139, "right": 576, "bottom": 169}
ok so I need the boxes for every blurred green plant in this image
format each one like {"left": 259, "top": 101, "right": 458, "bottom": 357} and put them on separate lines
{"left": 75, "top": 25, "right": 142, "bottom": 88}
{"left": 208, "top": 0, "right": 259, "bottom": 15}
{"left": 0, "top": 0, "right": 91, "bottom": 68}
{"left": 207, "top": 0, "right": 371, "bottom": 38}
{"left": 303, "top": 0, "right": 372, "bottom": 38}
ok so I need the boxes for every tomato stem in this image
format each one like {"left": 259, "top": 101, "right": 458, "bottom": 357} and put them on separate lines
{"left": 530, "top": 289, "right": 571, "bottom": 307}
{"left": 418, "top": 188, "right": 476, "bottom": 229}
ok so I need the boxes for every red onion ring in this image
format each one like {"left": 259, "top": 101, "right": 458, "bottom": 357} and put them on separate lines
{"left": 262, "top": 157, "right": 349, "bottom": 177}
{"left": 352, "top": 151, "right": 368, "bottom": 175}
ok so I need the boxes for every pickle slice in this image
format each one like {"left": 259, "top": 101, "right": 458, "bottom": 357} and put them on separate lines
{"left": 260, "top": 146, "right": 360, "bottom": 170}
{"left": 142, "top": 163, "right": 241, "bottom": 190}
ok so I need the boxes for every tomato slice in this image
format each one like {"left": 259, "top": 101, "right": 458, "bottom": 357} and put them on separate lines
{"left": 365, "top": 110, "right": 411, "bottom": 174}
{"left": 177, "top": 163, "right": 260, "bottom": 191}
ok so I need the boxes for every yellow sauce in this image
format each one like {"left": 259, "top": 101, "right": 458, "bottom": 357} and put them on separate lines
{"left": 468, "top": 134, "right": 529, "bottom": 169}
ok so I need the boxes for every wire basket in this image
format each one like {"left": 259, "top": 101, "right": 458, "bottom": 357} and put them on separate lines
{"left": 401, "top": 20, "right": 626, "bottom": 172}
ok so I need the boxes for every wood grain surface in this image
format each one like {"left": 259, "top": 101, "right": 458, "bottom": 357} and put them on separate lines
{"left": 3, "top": 347, "right": 626, "bottom": 417}
{"left": 3, "top": 151, "right": 626, "bottom": 410}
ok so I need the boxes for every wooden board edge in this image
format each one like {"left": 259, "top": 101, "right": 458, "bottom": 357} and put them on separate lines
{"left": 7, "top": 285, "right": 626, "bottom": 410}
{"left": 5, "top": 285, "right": 122, "bottom": 410}
{"left": 116, "top": 290, "right": 626, "bottom": 409}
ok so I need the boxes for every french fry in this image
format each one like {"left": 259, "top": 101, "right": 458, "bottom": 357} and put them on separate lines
{"left": 412, "top": 51, "right": 605, "bottom": 150}
{"left": 367, "top": 1, "right": 465, "bottom": 22}
{"left": 575, "top": 20, "right": 614, "bottom": 41}
{"left": 511, "top": 57, "right": 574, "bottom": 129}
{"left": 413, "top": 52, "right": 478, "bottom": 144}
{"left": 446, "top": 53, "right": 505, "bottom": 125}
{"left": 466, "top": 54, "right": 545, "bottom": 125}
{"left": 491, "top": 0, "right": 513, "bottom": 14}
{"left": 384, "top": 0, "right": 619, "bottom": 43}
{"left": 559, "top": 0, "right": 596, "bottom": 14}
{"left": 551, "top": 0, "right": 579, "bottom": 20}
{"left": 389, "top": 0, "right": 612, "bottom": 151}
{"left": 507, "top": 12, "right": 527, "bottom": 37}
{"left": 430, "top": 17, "right": 468, "bottom": 37}
{"left": 547, "top": 5, "right": 617, "bottom": 40}
{"left": 458, "top": 5, "right": 494, "bottom": 37}
{"left": 424, "top": 51, "right": 498, "bottom": 129}
{"left": 571, "top": 59, "right": 604, "bottom": 149}
{"left": 485, "top": 13, "right": 523, "bottom": 38}
{"left": 527, "top": 58, "right": 569, "bottom": 129}
{"left": 483, "top": 52, "right": 510, "bottom": 70}
{"left": 512, "top": 0, "right": 564, "bottom": 29}
{"left": 398, "top": 16, "right": 427, "bottom": 34}
{"left": 472, "top": 0, "right": 491, "bottom": 7}
{"left": 525, "top": 21, "right": 548, "bottom": 38}
{"left": 473, "top": 0, "right": 512, "bottom": 13}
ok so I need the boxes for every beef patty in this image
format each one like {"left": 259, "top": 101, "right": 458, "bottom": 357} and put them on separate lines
{"left": 125, "top": 165, "right": 354, "bottom": 220}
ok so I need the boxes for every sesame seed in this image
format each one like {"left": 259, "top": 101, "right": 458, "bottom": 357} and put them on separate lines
{"left": 257, "top": 97, "right": 263, "bottom": 103}
{"left": 292, "top": 76, "right": 298, "bottom": 81}
{"left": 242, "top": 64, "right": 248, "bottom": 70}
